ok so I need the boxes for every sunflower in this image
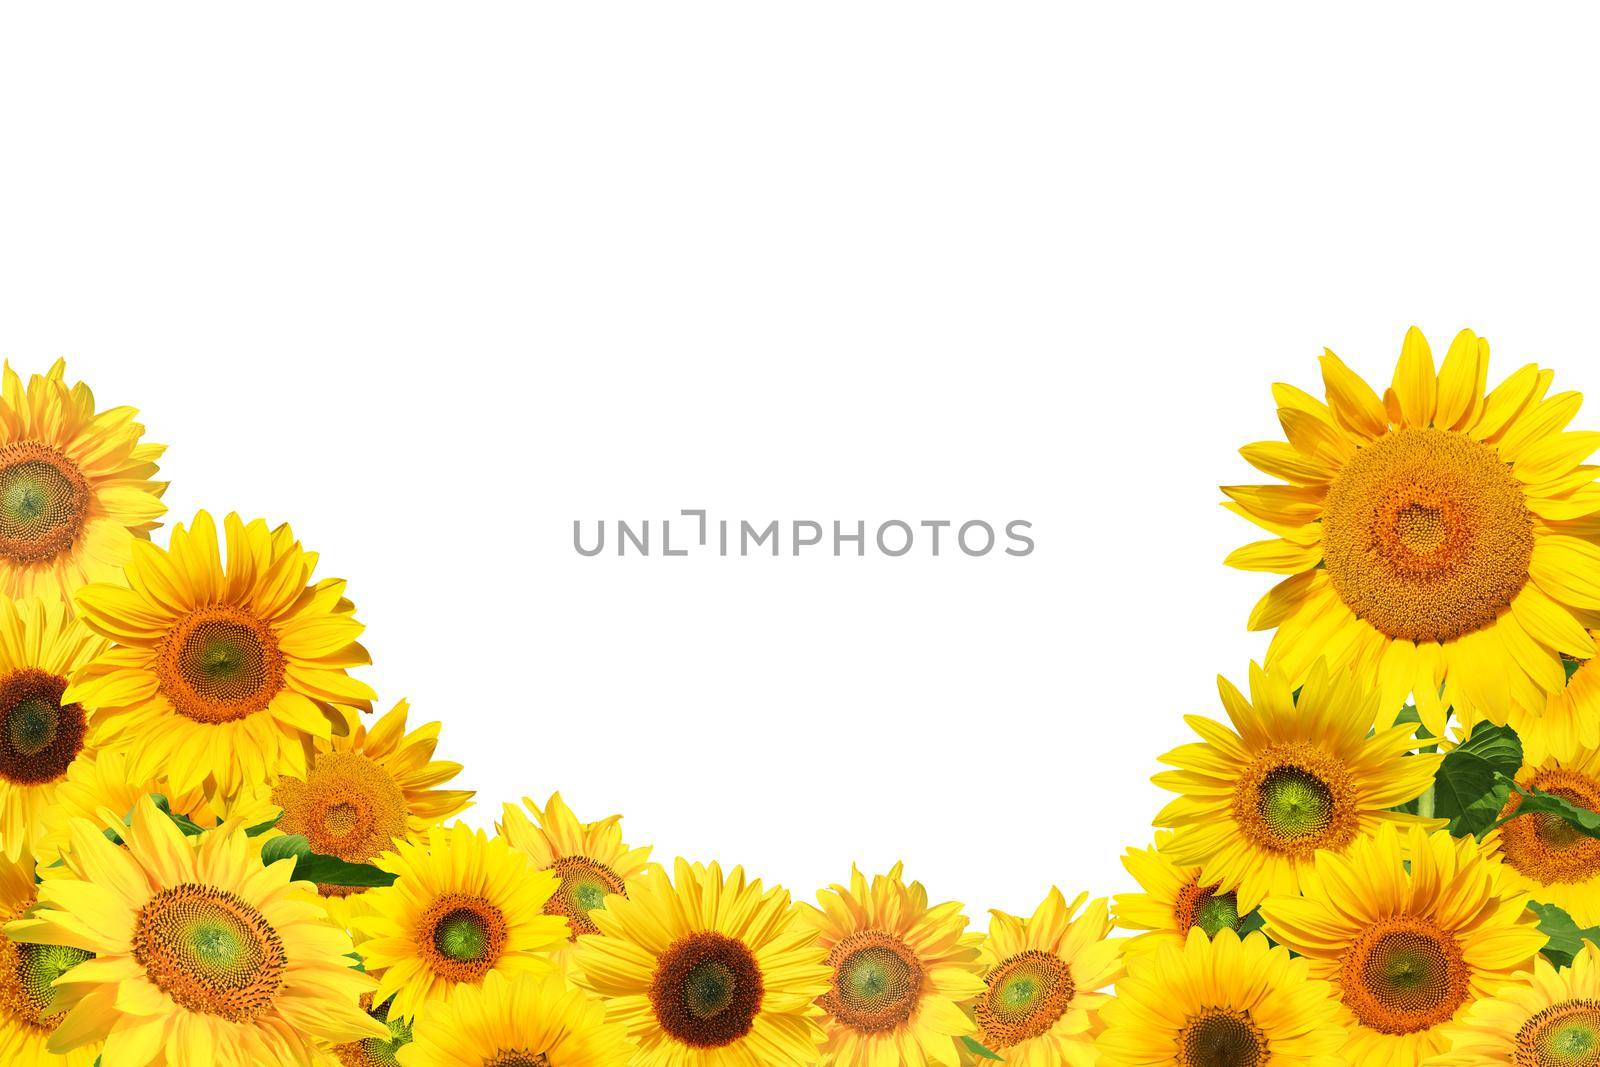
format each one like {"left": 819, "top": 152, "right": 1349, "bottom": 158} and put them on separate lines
{"left": 396, "top": 970, "right": 633, "bottom": 1067}
{"left": 1483, "top": 744, "right": 1600, "bottom": 928}
{"left": 328, "top": 993, "right": 415, "bottom": 1067}
{"left": 496, "top": 792, "right": 650, "bottom": 949}
{"left": 3, "top": 796, "right": 386, "bottom": 1066}
{"left": 0, "top": 359, "right": 167, "bottom": 601}
{"left": 1511, "top": 644, "right": 1600, "bottom": 766}
{"left": 1153, "top": 659, "right": 1442, "bottom": 911}
{"left": 0, "top": 597, "right": 107, "bottom": 861}
{"left": 572, "top": 858, "right": 831, "bottom": 1066}
{"left": 1224, "top": 327, "right": 1600, "bottom": 735}
{"left": 968, "top": 888, "right": 1120, "bottom": 1067}
{"left": 797, "top": 863, "right": 986, "bottom": 1066}
{"left": 1116, "top": 831, "right": 1247, "bottom": 956}
{"left": 273, "top": 700, "right": 472, "bottom": 910}
{"left": 1430, "top": 942, "right": 1600, "bottom": 1065}
{"left": 65, "top": 510, "right": 376, "bottom": 800}
{"left": 0, "top": 849, "right": 98, "bottom": 1067}
{"left": 352, "top": 823, "right": 569, "bottom": 1022}
{"left": 1097, "top": 928, "right": 1347, "bottom": 1067}
{"left": 1260, "top": 822, "right": 1547, "bottom": 1065}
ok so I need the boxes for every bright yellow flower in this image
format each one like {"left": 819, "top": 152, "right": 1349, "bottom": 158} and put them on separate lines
{"left": 1224, "top": 327, "right": 1600, "bottom": 734}
{"left": 66, "top": 510, "right": 376, "bottom": 800}
{"left": 1430, "top": 942, "right": 1600, "bottom": 1065}
{"left": 797, "top": 863, "right": 986, "bottom": 1066}
{"left": 1153, "top": 659, "right": 1441, "bottom": 910}
{"left": 1484, "top": 743, "right": 1600, "bottom": 928}
{"left": 0, "top": 597, "right": 107, "bottom": 861}
{"left": 0, "top": 359, "right": 166, "bottom": 601}
{"left": 327, "top": 993, "right": 414, "bottom": 1067}
{"left": 1098, "top": 928, "right": 1346, "bottom": 1067}
{"left": 573, "top": 858, "right": 830, "bottom": 1067}
{"left": 1115, "top": 831, "right": 1245, "bottom": 956}
{"left": 970, "top": 888, "right": 1120, "bottom": 1067}
{"left": 1511, "top": 643, "right": 1600, "bottom": 765}
{"left": 4, "top": 797, "right": 386, "bottom": 1066}
{"left": 352, "top": 823, "right": 568, "bottom": 1022}
{"left": 1261, "top": 822, "right": 1547, "bottom": 1066}
{"left": 0, "top": 849, "right": 97, "bottom": 1067}
{"left": 397, "top": 971, "right": 633, "bottom": 1067}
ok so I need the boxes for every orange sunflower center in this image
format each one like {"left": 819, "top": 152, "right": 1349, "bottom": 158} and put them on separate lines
{"left": 1498, "top": 769, "right": 1600, "bottom": 887}
{"left": 1231, "top": 743, "right": 1357, "bottom": 858}
{"left": 271, "top": 751, "right": 408, "bottom": 869}
{"left": 132, "top": 883, "right": 287, "bottom": 1022}
{"left": 156, "top": 607, "right": 286, "bottom": 724}
{"left": 650, "top": 931, "right": 765, "bottom": 1048}
{"left": 1515, "top": 998, "right": 1600, "bottom": 1067}
{"left": 1177, "top": 1007, "right": 1269, "bottom": 1066}
{"left": 1322, "top": 427, "right": 1533, "bottom": 643}
{"left": 1174, "top": 880, "right": 1243, "bottom": 937}
{"left": 544, "top": 855, "right": 628, "bottom": 939}
{"left": 1338, "top": 915, "right": 1470, "bottom": 1034}
{"left": 0, "top": 668, "right": 84, "bottom": 786}
{"left": 419, "top": 893, "right": 509, "bottom": 983}
{"left": 976, "top": 949, "right": 1075, "bottom": 1049}
{"left": 819, "top": 929, "right": 926, "bottom": 1035}
{"left": 0, "top": 928, "right": 93, "bottom": 1033}
{"left": 485, "top": 1055, "right": 552, "bottom": 1067}
{"left": 0, "top": 442, "right": 90, "bottom": 567}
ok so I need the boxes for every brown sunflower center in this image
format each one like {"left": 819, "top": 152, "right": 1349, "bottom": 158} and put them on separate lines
{"left": 1338, "top": 916, "right": 1469, "bottom": 1034}
{"left": 543, "top": 855, "right": 628, "bottom": 940}
{"left": 0, "top": 929, "right": 93, "bottom": 1033}
{"left": 1178, "top": 1007, "right": 1269, "bottom": 1066}
{"left": 1232, "top": 743, "right": 1356, "bottom": 858}
{"left": 819, "top": 929, "right": 925, "bottom": 1034}
{"left": 0, "top": 442, "right": 90, "bottom": 567}
{"left": 486, "top": 1054, "right": 551, "bottom": 1067}
{"left": 1322, "top": 427, "right": 1533, "bottom": 643}
{"left": 976, "top": 949, "right": 1075, "bottom": 1049}
{"left": 156, "top": 607, "right": 286, "bottom": 724}
{"left": 1515, "top": 999, "right": 1600, "bottom": 1066}
{"left": 271, "top": 751, "right": 408, "bottom": 868}
{"left": 132, "top": 883, "right": 286, "bottom": 1022}
{"left": 1174, "top": 881, "right": 1244, "bottom": 937}
{"left": 418, "top": 894, "right": 508, "bottom": 983}
{"left": 1498, "top": 769, "right": 1600, "bottom": 887}
{"left": 649, "top": 931, "right": 764, "bottom": 1048}
{"left": 0, "top": 668, "right": 84, "bottom": 786}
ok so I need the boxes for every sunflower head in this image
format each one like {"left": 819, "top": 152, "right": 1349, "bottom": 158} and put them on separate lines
{"left": 0, "top": 848, "right": 98, "bottom": 1066}
{"left": 1433, "top": 943, "right": 1600, "bottom": 1066}
{"left": 66, "top": 510, "right": 376, "bottom": 801}
{"left": 0, "top": 360, "right": 167, "bottom": 601}
{"left": 1117, "top": 832, "right": 1247, "bottom": 955}
{"left": 1224, "top": 327, "right": 1600, "bottom": 734}
{"left": 1486, "top": 745, "right": 1600, "bottom": 929}
{"left": 395, "top": 971, "right": 633, "bottom": 1067}
{"left": 497, "top": 792, "right": 650, "bottom": 943}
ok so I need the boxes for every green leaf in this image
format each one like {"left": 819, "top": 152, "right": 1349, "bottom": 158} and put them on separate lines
{"left": 257, "top": 833, "right": 395, "bottom": 887}
{"left": 1488, "top": 779, "right": 1600, "bottom": 840}
{"left": 1238, "top": 910, "right": 1267, "bottom": 937}
{"left": 960, "top": 1036, "right": 1004, "bottom": 1062}
{"left": 260, "top": 834, "right": 311, "bottom": 866}
{"left": 149, "top": 794, "right": 208, "bottom": 837}
{"left": 1530, "top": 901, "right": 1600, "bottom": 967}
{"left": 1431, "top": 722, "right": 1522, "bottom": 837}
{"left": 1566, "top": 657, "right": 1584, "bottom": 683}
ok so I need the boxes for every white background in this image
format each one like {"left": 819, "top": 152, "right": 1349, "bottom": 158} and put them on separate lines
{"left": 3, "top": 4, "right": 1599, "bottom": 915}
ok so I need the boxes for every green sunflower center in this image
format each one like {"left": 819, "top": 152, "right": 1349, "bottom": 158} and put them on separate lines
{"left": 348, "top": 1011, "right": 413, "bottom": 1067}
{"left": 0, "top": 668, "right": 85, "bottom": 785}
{"left": 820, "top": 929, "right": 925, "bottom": 1035}
{"left": 6, "top": 696, "right": 57, "bottom": 756}
{"left": 433, "top": 909, "right": 491, "bottom": 963}
{"left": 132, "top": 883, "right": 287, "bottom": 1022}
{"left": 0, "top": 445, "right": 89, "bottom": 565}
{"left": 975, "top": 949, "right": 1076, "bottom": 1049}
{"left": 159, "top": 608, "right": 286, "bottom": 725}
{"left": 1517, "top": 999, "right": 1600, "bottom": 1066}
{"left": 1193, "top": 891, "right": 1242, "bottom": 937}
{"left": 649, "top": 931, "right": 764, "bottom": 1048}
{"left": 12, "top": 943, "right": 93, "bottom": 1019}
{"left": 1258, "top": 766, "right": 1334, "bottom": 839}
{"left": 1178, "top": 1007, "right": 1269, "bottom": 1066}
{"left": 685, "top": 958, "right": 737, "bottom": 1019}
{"left": 544, "top": 855, "right": 629, "bottom": 939}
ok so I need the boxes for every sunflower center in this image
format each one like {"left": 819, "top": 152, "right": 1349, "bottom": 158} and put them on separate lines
{"left": 649, "top": 931, "right": 764, "bottom": 1048}
{"left": 0, "top": 934, "right": 93, "bottom": 1031}
{"left": 1498, "top": 769, "right": 1600, "bottom": 887}
{"left": 0, "top": 668, "right": 84, "bottom": 785}
{"left": 976, "top": 949, "right": 1076, "bottom": 1049}
{"left": 418, "top": 894, "right": 508, "bottom": 983}
{"left": 271, "top": 751, "right": 409, "bottom": 873}
{"left": 0, "top": 443, "right": 90, "bottom": 566}
{"left": 333, "top": 996, "right": 413, "bottom": 1067}
{"left": 1516, "top": 999, "right": 1600, "bottom": 1067}
{"left": 1177, "top": 1007, "right": 1269, "bottom": 1066}
{"left": 1322, "top": 427, "right": 1533, "bottom": 643}
{"left": 1174, "top": 882, "right": 1243, "bottom": 938}
{"left": 543, "top": 854, "right": 629, "bottom": 940}
{"left": 157, "top": 607, "right": 286, "bottom": 725}
{"left": 1339, "top": 917, "right": 1470, "bottom": 1034}
{"left": 486, "top": 1054, "right": 551, "bottom": 1067}
{"left": 1233, "top": 744, "right": 1355, "bottom": 857}
{"left": 819, "top": 929, "right": 925, "bottom": 1034}
{"left": 132, "top": 883, "right": 287, "bottom": 1022}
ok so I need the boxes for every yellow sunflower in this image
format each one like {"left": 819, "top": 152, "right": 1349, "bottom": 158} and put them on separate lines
{"left": 273, "top": 700, "right": 472, "bottom": 914}
{"left": 1153, "top": 659, "right": 1442, "bottom": 910}
{"left": 328, "top": 993, "right": 414, "bottom": 1067}
{"left": 1116, "top": 831, "right": 1246, "bottom": 956}
{"left": 65, "top": 510, "right": 376, "bottom": 800}
{"left": 0, "top": 359, "right": 167, "bottom": 601}
{"left": 3, "top": 796, "right": 386, "bottom": 1066}
{"left": 0, "top": 848, "right": 97, "bottom": 1067}
{"left": 1260, "top": 822, "right": 1547, "bottom": 1066}
{"left": 1225, "top": 326, "right": 1600, "bottom": 735}
{"left": 968, "top": 888, "right": 1120, "bottom": 1067}
{"left": 1097, "top": 928, "right": 1347, "bottom": 1067}
{"left": 797, "top": 863, "right": 986, "bottom": 1066}
{"left": 351, "top": 823, "right": 568, "bottom": 1022}
{"left": 572, "top": 858, "right": 831, "bottom": 1066}
{"left": 1483, "top": 744, "right": 1600, "bottom": 927}
{"left": 1511, "top": 644, "right": 1600, "bottom": 766}
{"left": 396, "top": 970, "right": 634, "bottom": 1067}
{"left": 1430, "top": 942, "right": 1600, "bottom": 1065}
{"left": 0, "top": 597, "right": 107, "bottom": 861}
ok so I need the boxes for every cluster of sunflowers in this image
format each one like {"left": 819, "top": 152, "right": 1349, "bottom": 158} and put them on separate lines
{"left": 1, "top": 332, "right": 1600, "bottom": 1066}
